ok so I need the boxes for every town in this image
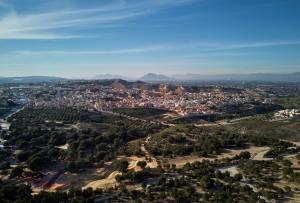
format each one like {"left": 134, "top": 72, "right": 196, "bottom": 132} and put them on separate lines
{"left": 1, "top": 79, "right": 279, "bottom": 118}
{"left": 0, "top": 78, "right": 300, "bottom": 202}
{"left": 1, "top": 0, "right": 300, "bottom": 202}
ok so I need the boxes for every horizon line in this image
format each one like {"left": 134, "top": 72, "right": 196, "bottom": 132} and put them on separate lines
{"left": 1, "top": 71, "right": 300, "bottom": 79}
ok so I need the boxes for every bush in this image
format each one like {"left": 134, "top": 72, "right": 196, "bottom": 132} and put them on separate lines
{"left": 117, "top": 159, "right": 129, "bottom": 173}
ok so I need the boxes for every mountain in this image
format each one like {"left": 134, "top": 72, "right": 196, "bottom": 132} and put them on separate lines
{"left": 94, "top": 74, "right": 130, "bottom": 80}
{"left": 96, "top": 79, "right": 147, "bottom": 89}
{"left": 0, "top": 76, "right": 66, "bottom": 84}
{"left": 140, "top": 73, "right": 174, "bottom": 82}
{"left": 172, "top": 72, "right": 300, "bottom": 82}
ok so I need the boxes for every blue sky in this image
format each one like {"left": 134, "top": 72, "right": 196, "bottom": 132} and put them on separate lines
{"left": 0, "top": 0, "right": 300, "bottom": 78}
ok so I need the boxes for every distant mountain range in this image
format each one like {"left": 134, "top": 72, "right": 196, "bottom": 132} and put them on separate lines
{"left": 139, "top": 72, "right": 300, "bottom": 82}
{"left": 93, "top": 74, "right": 131, "bottom": 80}
{"left": 1, "top": 72, "right": 300, "bottom": 84}
{"left": 0, "top": 76, "right": 66, "bottom": 84}
{"left": 139, "top": 73, "right": 174, "bottom": 81}
{"left": 96, "top": 79, "right": 148, "bottom": 90}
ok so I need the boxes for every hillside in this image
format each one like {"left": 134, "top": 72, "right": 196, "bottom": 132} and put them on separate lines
{"left": 140, "top": 73, "right": 174, "bottom": 82}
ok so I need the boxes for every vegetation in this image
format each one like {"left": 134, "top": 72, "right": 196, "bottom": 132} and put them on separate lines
{"left": 0, "top": 183, "right": 103, "bottom": 203}
{"left": 0, "top": 98, "right": 17, "bottom": 117}
{"left": 273, "top": 95, "right": 300, "bottom": 109}
{"left": 173, "top": 102, "right": 281, "bottom": 124}
{"left": 7, "top": 106, "right": 81, "bottom": 123}
{"left": 3, "top": 107, "right": 162, "bottom": 172}
{"left": 1, "top": 104, "right": 300, "bottom": 202}
{"left": 231, "top": 117, "right": 300, "bottom": 141}
{"left": 145, "top": 122, "right": 300, "bottom": 158}
{"left": 112, "top": 107, "right": 170, "bottom": 119}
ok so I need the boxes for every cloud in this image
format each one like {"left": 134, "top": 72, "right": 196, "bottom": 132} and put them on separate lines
{"left": 14, "top": 39, "right": 300, "bottom": 56}
{"left": 0, "top": 0, "right": 199, "bottom": 40}
{"left": 16, "top": 44, "right": 170, "bottom": 56}
{"left": 182, "top": 40, "right": 300, "bottom": 50}
{"left": 177, "top": 40, "right": 300, "bottom": 56}
{"left": 213, "top": 40, "right": 300, "bottom": 50}
{"left": 0, "top": 32, "right": 81, "bottom": 40}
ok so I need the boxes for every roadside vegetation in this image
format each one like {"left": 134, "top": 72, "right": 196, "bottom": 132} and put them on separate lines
{"left": 112, "top": 107, "right": 170, "bottom": 119}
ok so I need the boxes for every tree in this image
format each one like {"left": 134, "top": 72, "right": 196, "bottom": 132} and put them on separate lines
{"left": 115, "top": 174, "right": 123, "bottom": 182}
{"left": 117, "top": 159, "right": 129, "bottom": 173}
{"left": 10, "top": 166, "right": 24, "bottom": 178}
{"left": 16, "top": 151, "right": 31, "bottom": 162}
{"left": 199, "top": 176, "right": 214, "bottom": 189}
{"left": 239, "top": 151, "right": 251, "bottom": 159}
{"left": 49, "top": 133, "right": 66, "bottom": 146}
{"left": 137, "top": 161, "right": 147, "bottom": 169}
{"left": 234, "top": 173, "right": 243, "bottom": 181}
{"left": 0, "top": 184, "right": 31, "bottom": 201}
{"left": 28, "top": 155, "right": 51, "bottom": 171}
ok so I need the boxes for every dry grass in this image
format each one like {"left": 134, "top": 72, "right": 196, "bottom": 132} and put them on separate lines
{"left": 83, "top": 171, "right": 120, "bottom": 190}
{"left": 48, "top": 167, "right": 107, "bottom": 191}
{"left": 166, "top": 145, "right": 270, "bottom": 168}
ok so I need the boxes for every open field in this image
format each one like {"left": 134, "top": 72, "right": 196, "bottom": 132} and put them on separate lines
{"left": 83, "top": 171, "right": 120, "bottom": 190}
{"left": 228, "top": 117, "right": 300, "bottom": 141}
{"left": 49, "top": 165, "right": 114, "bottom": 191}
{"left": 49, "top": 155, "right": 157, "bottom": 191}
{"left": 166, "top": 145, "right": 270, "bottom": 168}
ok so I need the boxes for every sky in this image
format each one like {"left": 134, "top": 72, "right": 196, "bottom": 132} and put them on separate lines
{"left": 0, "top": 0, "right": 300, "bottom": 78}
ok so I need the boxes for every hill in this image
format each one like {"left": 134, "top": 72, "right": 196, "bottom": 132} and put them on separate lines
{"left": 0, "top": 76, "right": 66, "bottom": 84}
{"left": 94, "top": 74, "right": 130, "bottom": 80}
{"left": 140, "top": 73, "right": 174, "bottom": 82}
{"left": 96, "top": 79, "right": 148, "bottom": 89}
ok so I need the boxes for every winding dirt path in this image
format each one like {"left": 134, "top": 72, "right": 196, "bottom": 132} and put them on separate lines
{"left": 140, "top": 136, "right": 158, "bottom": 168}
{"left": 251, "top": 147, "right": 272, "bottom": 161}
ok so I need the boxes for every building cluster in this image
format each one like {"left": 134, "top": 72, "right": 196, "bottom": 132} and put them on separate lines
{"left": 22, "top": 82, "right": 259, "bottom": 116}
{"left": 0, "top": 80, "right": 278, "bottom": 116}
{"left": 274, "top": 109, "right": 300, "bottom": 119}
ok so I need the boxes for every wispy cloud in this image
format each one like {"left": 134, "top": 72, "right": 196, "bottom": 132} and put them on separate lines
{"left": 179, "top": 40, "right": 300, "bottom": 58}
{"left": 16, "top": 45, "right": 170, "bottom": 56}
{"left": 182, "top": 40, "right": 300, "bottom": 50}
{"left": 0, "top": 0, "right": 198, "bottom": 40}
{"left": 14, "top": 39, "right": 300, "bottom": 56}
{"left": 0, "top": 33, "right": 82, "bottom": 40}
{"left": 213, "top": 40, "right": 300, "bottom": 50}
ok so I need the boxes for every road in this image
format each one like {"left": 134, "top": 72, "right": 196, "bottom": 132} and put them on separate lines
{"left": 252, "top": 148, "right": 272, "bottom": 161}
{"left": 140, "top": 136, "right": 158, "bottom": 168}
{"left": 0, "top": 106, "right": 25, "bottom": 147}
